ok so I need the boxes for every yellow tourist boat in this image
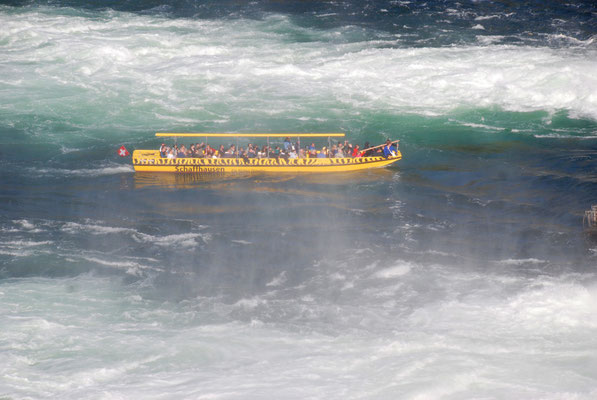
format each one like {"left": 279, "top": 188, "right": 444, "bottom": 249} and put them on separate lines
{"left": 132, "top": 133, "right": 401, "bottom": 173}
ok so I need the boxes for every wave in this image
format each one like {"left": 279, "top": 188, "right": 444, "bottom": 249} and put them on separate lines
{"left": 74, "top": 255, "right": 162, "bottom": 276}
{"left": 495, "top": 258, "right": 548, "bottom": 266}
{"left": 2, "top": 263, "right": 597, "bottom": 399}
{"left": 33, "top": 164, "right": 134, "bottom": 177}
{"left": 0, "top": 218, "right": 211, "bottom": 278}
{"left": 60, "top": 221, "right": 212, "bottom": 247}
{"left": 1, "top": 6, "right": 595, "bottom": 146}
{"left": 534, "top": 133, "right": 597, "bottom": 140}
{"left": 372, "top": 263, "right": 413, "bottom": 278}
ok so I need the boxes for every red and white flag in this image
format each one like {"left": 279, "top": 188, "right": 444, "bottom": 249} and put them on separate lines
{"left": 118, "top": 145, "right": 130, "bottom": 157}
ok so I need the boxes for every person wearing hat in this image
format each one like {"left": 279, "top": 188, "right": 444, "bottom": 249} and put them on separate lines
{"left": 383, "top": 139, "right": 396, "bottom": 157}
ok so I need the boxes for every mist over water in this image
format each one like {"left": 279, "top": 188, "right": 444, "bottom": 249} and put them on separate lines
{"left": 1, "top": 1, "right": 597, "bottom": 399}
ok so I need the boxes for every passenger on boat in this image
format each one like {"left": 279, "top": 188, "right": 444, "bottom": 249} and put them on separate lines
{"left": 239, "top": 147, "right": 249, "bottom": 162}
{"left": 343, "top": 141, "right": 353, "bottom": 157}
{"left": 201, "top": 144, "right": 208, "bottom": 158}
{"left": 289, "top": 147, "right": 298, "bottom": 159}
{"left": 247, "top": 144, "right": 257, "bottom": 158}
{"left": 330, "top": 144, "right": 337, "bottom": 157}
{"left": 308, "top": 143, "right": 317, "bottom": 158}
{"left": 383, "top": 140, "right": 397, "bottom": 157}
{"left": 224, "top": 145, "right": 235, "bottom": 158}
{"left": 362, "top": 142, "right": 371, "bottom": 157}
{"left": 192, "top": 142, "right": 205, "bottom": 157}
{"left": 204, "top": 145, "right": 216, "bottom": 158}
{"left": 157, "top": 138, "right": 382, "bottom": 161}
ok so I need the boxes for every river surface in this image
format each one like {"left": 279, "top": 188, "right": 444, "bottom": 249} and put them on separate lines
{"left": 1, "top": 1, "right": 597, "bottom": 398}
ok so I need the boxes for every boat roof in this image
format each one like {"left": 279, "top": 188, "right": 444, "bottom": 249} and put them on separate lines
{"left": 155, "top": 133, "right": 345, "bottom": 138}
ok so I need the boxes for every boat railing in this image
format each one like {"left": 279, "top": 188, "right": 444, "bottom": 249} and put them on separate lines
{"left": 152, "top": 132, "right": 399, "bottom": 160}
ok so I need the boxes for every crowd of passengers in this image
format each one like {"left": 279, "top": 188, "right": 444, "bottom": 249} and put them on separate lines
{"left": 159, "top": 138, "right": 398, "bottom": 160}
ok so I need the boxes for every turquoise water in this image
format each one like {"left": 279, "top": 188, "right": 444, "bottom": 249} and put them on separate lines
{"left": 1, "top": 2, "right": 597, "bottom": 399}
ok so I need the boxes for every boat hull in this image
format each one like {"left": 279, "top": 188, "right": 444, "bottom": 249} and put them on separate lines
{"left": 132, "top": 150, "right": 401, "bottom": 173}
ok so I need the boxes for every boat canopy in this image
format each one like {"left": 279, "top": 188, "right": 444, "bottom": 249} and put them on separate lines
{"left": 155, "top": 133, "right": 345, "bottom": 138}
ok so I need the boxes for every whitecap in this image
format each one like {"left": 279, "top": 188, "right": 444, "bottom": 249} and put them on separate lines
{"left": 474, "top": 15, "right": 500, "bottom": 21}
{"left": 373, "top": 263, "right": 412, "bottom": 278}
{"left": 534, "top": 134, "right": 597, "bottom": 140}
{"left": 78, "top": 255, "right": 160, "bottom": 276}
{"left": 0, "top": 249, "right": 34, "bottom": 257}
{"left": 63, "top": 222, "right": 126, "bottom": 235}
{"left": 233, "top": 297, "right": 265, "bottom": 310}
{"left": 60, "top": 221, "right": 211, "bottom": 247}
{"left": 266, "top": 271, "right": 287, "bottom": 287}
{"left": 13, "top": 220, "right": 36, "bottom": 230}
{"left": 497, "top": 258, "right": 547, "bottom": 265}
{"left": 450, "top": 120, "right": 504, "bottom": 131}
{"left": 476, "top": 35, "right": 505, "bottom": 45}
{"left": 231, "top": 240, "right": 252, "bottom": 245}
{"left": 135, "top": 232, "right": 211, "bottom": 248}
{"left": 1, "top": 240, "right": 53, "bottom": 247}
{"left": 34, "top": 165, "right": 134, "bottom": 177}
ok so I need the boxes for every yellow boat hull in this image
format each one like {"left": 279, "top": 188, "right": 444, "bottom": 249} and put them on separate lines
{"left": 132, "top": 150, "right": 401, "bottom": 173}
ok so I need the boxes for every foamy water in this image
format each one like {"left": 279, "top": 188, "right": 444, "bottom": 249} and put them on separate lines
{"left": 2, "top": 5, "right": 597, "bottom": 136}
{"left": 1, "top": 2, "right": 597, "bottom": 399}
{"left": 2, "top": 259, "right": 597, "bottom": 399}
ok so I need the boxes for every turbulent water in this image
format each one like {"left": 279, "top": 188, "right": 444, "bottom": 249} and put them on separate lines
{"left": 1, "top": 1, "right": 597, "bottom": 398}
